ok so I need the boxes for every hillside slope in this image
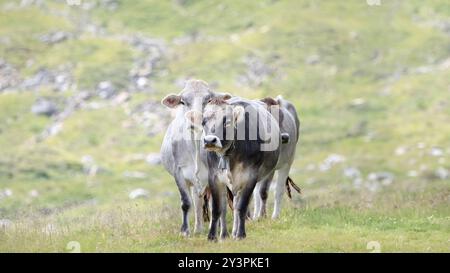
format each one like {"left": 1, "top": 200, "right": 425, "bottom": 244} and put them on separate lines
{"left": 0, "top": 0, "right": 449, "bottom": 252}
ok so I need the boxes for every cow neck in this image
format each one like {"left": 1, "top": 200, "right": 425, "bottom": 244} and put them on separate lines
{"left": 190, "top": 130, "right": 203, "bottom": 194}
{"left": 218, "top": 141, "right": 235, "bottom": 171}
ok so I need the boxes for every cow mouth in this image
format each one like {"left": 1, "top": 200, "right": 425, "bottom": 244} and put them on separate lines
{"left": 204, "top": 144, "right": 222, "bottom": 152}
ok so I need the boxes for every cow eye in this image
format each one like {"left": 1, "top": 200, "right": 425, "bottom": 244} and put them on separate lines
{"left": 179, "top": 100, "right": 185, "bottom": 105}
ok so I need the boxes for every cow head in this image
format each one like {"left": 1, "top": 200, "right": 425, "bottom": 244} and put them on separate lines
{"left": 161, "top": 79, "right": 231, "bottom": 133}
{"left": 200, "top": 99, "right": 245, "bottom": 153}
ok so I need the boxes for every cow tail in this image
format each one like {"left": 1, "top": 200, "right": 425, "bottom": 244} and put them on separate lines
{"left": 285, "top": 178, "right": 292, "bottom": 199}
{"left": 227, "top": 188, "right": 234, "bottom": 210}
{"left": 202, "top": 187, "right": 210, "bottom": 222}
{"left": 286, "top": 176, "right": 302, "bottom": 196}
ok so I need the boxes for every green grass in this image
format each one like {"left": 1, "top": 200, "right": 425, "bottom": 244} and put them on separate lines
{"left": 0, "top": 0, "right": 449, "bottom": 252}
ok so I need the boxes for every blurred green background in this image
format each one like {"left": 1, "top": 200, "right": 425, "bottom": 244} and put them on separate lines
{"left": 0, "top": 0, "right": 449, "bottom": 252}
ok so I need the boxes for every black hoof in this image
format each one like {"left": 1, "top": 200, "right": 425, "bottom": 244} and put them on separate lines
{"left": 207, "top": 233, "right": 218, "bottom": 242}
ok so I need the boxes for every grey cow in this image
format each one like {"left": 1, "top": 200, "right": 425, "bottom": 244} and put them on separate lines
{"left": 196, "top": 96, "right": 281, "bottom": 240}
{"left": 160, "top": 79, "right": 230, "bottom": 236}
{"left": 253, "top": 96, "right": 301, "bottom": 219}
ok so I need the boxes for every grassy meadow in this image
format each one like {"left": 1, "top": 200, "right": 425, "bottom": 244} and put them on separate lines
{"left": 0, "top": 0, "right": 449, "bottom": 252}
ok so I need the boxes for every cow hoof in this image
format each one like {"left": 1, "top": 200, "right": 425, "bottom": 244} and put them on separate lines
{"left": 180, "top": 230, "right": 190, "bottom": 237}
{"left": 233, "top": 232, "right": 246, "bottom": 240}
{"left": 220, "top": 232, "right": 229, "bottom": 240}
{"left": 207, "top": 234, "right": 218, "bottom": 242}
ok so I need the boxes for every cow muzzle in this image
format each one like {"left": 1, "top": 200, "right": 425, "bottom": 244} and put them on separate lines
{"left": 203, "top": 135, "right": 222, "bottom": 150}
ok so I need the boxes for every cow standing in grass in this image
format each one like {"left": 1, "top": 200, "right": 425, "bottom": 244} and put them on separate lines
{"left": 160, "top": 79, "right": 230, "bottom": 236}
{"left": 194, "top": 97, "right": 281, "bottom": 240}
{"left": 253, "top": 96, "right": 301, "bottom": 219}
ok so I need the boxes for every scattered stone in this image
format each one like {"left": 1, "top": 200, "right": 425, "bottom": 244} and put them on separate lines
{"left": 29, "top": 189, "right": 39, "bottom": 198}
{"left": 352, "top": 177, "right": 363, "bottom": 189}
{"left": 368, "top": 172, "right": 394, "bottom": 186}
{"left": 81, "top": 155, "right": 98, "bottom": 176}
{"left": 237, "top": 54, "right": 276, "bottom": 87}
{"left": 129, "top": 100, "right": 171, "bottom": 136}
{"left": 135, "top": 77, "right": 149, "bottom": 90}
{"left": 417, "top": 142, "right": 426, "bottom": 149}
{"left": 435, "top": 168, "right": 449, "bottom": 180}
{"left": 112, "top": 92, "right": 130, "bottom": 105}
{"left": 430, "top": 147, "right": 444, "bottom": 157}
{"left": 146, "top": 153, "right": 161, "bottom": 165}
{"left": 365, "top": 181, "right": 380, "bottom": 192}
{"left": 319, "top": 154, "right": 346, "bottom": 172}
{"left": 123, "top": 171, "right": 147, "bottom": 179}
{"left": 0, "top": 59, "right": 21, "bottom": 91}
{"left": 31, "top": 98, "right": 58, "bottom": 116}
{"left": 349, "top": 98, "right": 366, "bottom": 108}
{"left": 39, "top": 31, "right": 71, "bottom": 45}
{"left": 346, "top": 120, "right": 368, "bottom": 137}
{"left": 129, "top": 188, "right": 149, "bottom": 200}
{"left": 408, "top": 170, "right": 419, "bottom": 177}
{"left": 305, "top": 54, "right": 320, "bottom": 65}
{"left": 395, "top": 146, "right": 407, "bottom": 156}
{"left": 343, "top": 167, "right": 361, "bottom": 179}
{"left": 124, "top": 153, "right": 147, "bottom": 162}
{"left": 99, "top": 0, "right": 119, "bottom": 11}
{"left": 97, "top": 81, "right": 116, "bottom": 99}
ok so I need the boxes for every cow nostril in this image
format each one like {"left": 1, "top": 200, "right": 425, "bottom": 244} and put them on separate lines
{"left": 204, "top": 135, "right": 218, "bottom": 145}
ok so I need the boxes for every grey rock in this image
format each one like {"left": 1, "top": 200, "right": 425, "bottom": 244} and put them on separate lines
{"left": 97, "top": 81, "right": 116, "bottom": 99}
{"left": 39, "top": 31, "right": 71, "bottom": 45}
{"left": 129, "top": 188, "right": 149, "bottom": 200}
{"left": 368, "top": 172, "right": 394, "bottom": 186}
{"left": 237, "top": 54, "right": 275, "bottom": 87}
{"left": 343, "top": 167, "right": 361, "bottom": 179}
{"left": 123, "top": 171, "right": 147, "bottom": 179}
{"left": 0, "top": 59, "right": 21, "bottom": 91}
{"left": 305, "top": 54, "right": 320, "bottom": 65}
{"left": 31, "top": 99, "right": 58, "bottom": 116}
{"left": 435, "top": 168, "right": 449, "bottom": 180}
{"left": 319, "top": 154, "right": 346, "bottom": 172}
{"left": 430, "top": 147, "right": 444, "bottom": 157}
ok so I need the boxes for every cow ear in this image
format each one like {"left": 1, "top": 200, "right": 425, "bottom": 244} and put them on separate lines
{"left": 161, "top": 94, "right": 181, "bottom": 108}
{"left": 233, "top": 106, "right": 245, "bottom": 124}
{"left": 221, "top": 93, "right": 232, "bottom": 100}
{"left": 260, "top": 97, "right": 278, "bottom": 107}
{"left": 185, "top": 110, "right": 202, "bottom": 126}
{"left": 213, "top": 92, "right": 232, "bottom": 101}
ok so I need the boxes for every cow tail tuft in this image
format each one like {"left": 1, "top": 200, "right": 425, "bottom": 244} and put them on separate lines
{"left": 202, "top": 187, "right": 210, "bottom": 222}
{"left": 227, "top": 188, "right": 234, "bottom": 210}
{"left": 287, "top": 176, "right": 302, "bottom": 195}
{"left": 285, "top": 178, "right": 292, "bottom": 199}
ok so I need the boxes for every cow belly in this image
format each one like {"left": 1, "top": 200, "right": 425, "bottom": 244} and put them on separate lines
{"left": 180, "top": 165, "right": 208, "bottom": 187}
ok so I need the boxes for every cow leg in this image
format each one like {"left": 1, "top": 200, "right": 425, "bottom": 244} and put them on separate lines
{"left": 208, "top": 177, "right": 226, "bottom": 242}
{"left": 176, "top": 174, "right": 191, "bottom": 236}
{"left": 219, "top": 186, "right": 229, "bottom": 240}
{"left": 234, "top": 179, "right": 257, "bottom": 240}
{"left": 252, "top": 183, "right": 262, "bottom": 220}
{"left": 258, "top": 171, "right": 274, "bottom": 219}
{"left": 231, "top": 194, "right": 241, "bottom": 238}
{"left": 272, "top": 166, "right": 289, "bottom": 219}
{"left": 190, "top": 186, "right": 204, "bottom": 234}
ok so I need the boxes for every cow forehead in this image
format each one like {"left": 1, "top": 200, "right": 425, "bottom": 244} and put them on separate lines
{"left": 204, "top": 104, "right": 232, "bottom": 120}
{"left": 180, "top": 79, "right": 211, "bottom": 99}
